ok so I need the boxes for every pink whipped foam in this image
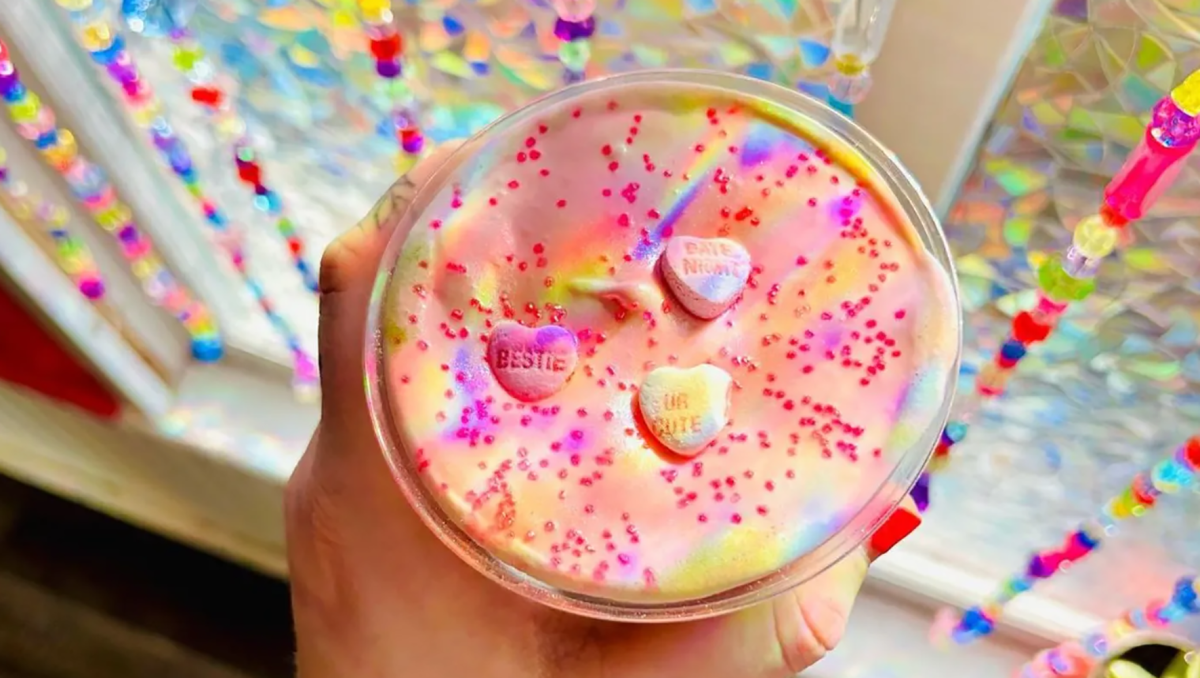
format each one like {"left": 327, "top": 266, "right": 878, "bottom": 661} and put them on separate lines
{"left": 377, "top": 82, "right": 959, "bottom": 603}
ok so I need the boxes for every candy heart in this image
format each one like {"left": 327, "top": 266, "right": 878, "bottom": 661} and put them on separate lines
{"left": 638, "top": 364, "right": 733, "bottom": 456}
{"left": 487, "top": 321, "right": 578, "bottom": 402}
{"left": 661, "top": 236, "right": 752, "bottom": 319}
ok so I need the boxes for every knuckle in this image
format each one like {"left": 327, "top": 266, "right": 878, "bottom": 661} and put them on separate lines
{"left": 318, "top": 238, "right": 351, "bottom": 296}
{"left": 774, "top": 593, "right": 844, "bottom": 675}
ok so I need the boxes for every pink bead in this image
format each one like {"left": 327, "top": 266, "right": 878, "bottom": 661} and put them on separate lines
{"left": 550, "top": 0, "right": 596, "bottom": 21}
{"left": 1103, "top": 131, "right": 1195, "bottom": 222}
{"left": 124, "top": 239, "right": 151, "bottom": 258}
{"left": 83, "top": 185, "right": 116, "bottom": 210}
{"left": 163, "top": 288, "right": 189, "bottom": 313}
{"left": 1059, "top": 540, "right": 1089, "bottom": 561}
{"left": 14, "top": 107, "right": 56, "bottom": 140}
{"left": 1033, "top": 292, "right": 1068, "bottom": 323}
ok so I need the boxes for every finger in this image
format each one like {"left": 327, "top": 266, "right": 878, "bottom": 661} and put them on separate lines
{"left": 771, "top": 492, "right": 921, "bottom": 674}
{"left": 317, "top": 142, "right": 461, "bottom": 437}
{"left": 772, "top": 547, "right": 869, "bottom": 675}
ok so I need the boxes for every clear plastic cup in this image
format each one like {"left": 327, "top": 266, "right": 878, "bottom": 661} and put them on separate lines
{"left": 366, "top": 70, "right": 961, "bottom": 621}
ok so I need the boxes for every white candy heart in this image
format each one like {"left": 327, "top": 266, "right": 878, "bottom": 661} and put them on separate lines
{"left": 661, "top": 236, "right": 752, "bottom": 319}
{"left": 638, "top": 364, "right": 733, "bottom": 457}
{"left": 487, "top": 322, "right": 578, "bottom": 402}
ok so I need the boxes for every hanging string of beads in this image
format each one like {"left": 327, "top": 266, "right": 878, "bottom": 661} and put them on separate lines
{"left": 551, "top": 0, "right": 596, "bottom": 84}
{"left": 61, "top": 0, "right": 317, "bottom": 392}
{"left": 827, "top": 0, "right": 897, "bottom": 117}
{"left": 1018, "top": 573, "right": 1200, "bottom": 677}
{"left": 938, "top": 437, "right": 1200, "bottom": 645}
{"left": 155, "top": 26, "right": 319, "bottom": 295}
{"left": 356, "top": 0, "right": 424, "bottom": 173}
{"left": 913, "top": 68, "right": 1200, "bottom": 512}
{"left": 0, "top": 145, "right": 106, "bottom": 301}
{"left": 0, "top": 38, "right": 222, "bottom": 360}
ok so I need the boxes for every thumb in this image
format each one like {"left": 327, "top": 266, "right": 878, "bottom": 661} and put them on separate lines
{"left": 316, "top": 143, "right": 460, "bottom": 440}
{"left": 772, "top": 493, "right": 921, "bottom": 674}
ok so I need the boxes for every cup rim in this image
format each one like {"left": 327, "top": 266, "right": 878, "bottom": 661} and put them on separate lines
{"left": 365, "top": 68, "right": 963, "bottom": 621}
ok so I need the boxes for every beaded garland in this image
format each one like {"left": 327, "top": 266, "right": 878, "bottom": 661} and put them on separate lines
{"left": 60, "top": 0, "right": 317, "bottom": 392}
{"left": 1017, "top": 573, "right": 1200, "bottom": 677}
{"left": 356, "top": 0, "right": 425, "bottom": 173}
{"left": 827, "top": 0, "right": 898, "bottom": 118}
{"left": 915, "top": 69, "right": 1200, "bottom": 511}
{"left": 0, "top": 146, "right": 106, "bottom": 301}
{"left": 0, "top": 38, "right": 222, "bottom": 360}
{"left": 940, "top": 437, "right": 1200, "bottom": 645}
{"left": 161, "top": 26, "right": 320, "bottom": 295}
{"left": 550, "top": 0, "right": 597, "bottom": 84}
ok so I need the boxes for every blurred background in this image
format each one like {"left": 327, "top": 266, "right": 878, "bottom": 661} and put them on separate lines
{"left": 0, "top": 0, "right": 1199, "bottom": 676}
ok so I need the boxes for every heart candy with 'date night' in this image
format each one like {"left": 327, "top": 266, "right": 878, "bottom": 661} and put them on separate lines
{"left": 638, "top": 364, "right": 733, "bottom": 457}
{"left": 487, "top": 321, "right": 579, "bottom": 402}
{"left": 661, "top": 236, "right": 752, "bottom": 319}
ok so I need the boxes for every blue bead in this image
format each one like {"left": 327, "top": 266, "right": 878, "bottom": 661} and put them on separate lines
{"left": 960, "top": 608, "right": 994, "bottom": 634}
{"left": 1010, "top": 577, "right": 1032, "bottom": 593}
{"left": 34, "top": 130, "right": 59, "bottom": 149}
{"left": 442, "top": 13, "right": 464, "bottom": 35}
{"left": 1082, "top": 632, "right": 1108, "bottom": 657}
{"left": 1174, "top": 577, "right": 1199, "bottom": 612}
{"left": 2, "top": 82, "right": 25, "bottom": 102}
{"left": 946, "top": 421, "right": 969, "bottom": 442}
{"left": 68, "top": 166, "right": 109, "bottom": 199}
{"left": 190, "top": 335, "right": 224, "bottom": 362}
{"left": 122, "top": 0, "right": 198, "bottom": 37}
{"left": 1074, "top": 529, "right": 1099, "bottom": 550}
{"left": 90, "top": 36, "right": 126, "bottom": 65}
{"left": 1000, "top": 339, "right": 1027, "bottom": 361}
{"left": 828, "top": 97, "right": 854, "bottom": 117}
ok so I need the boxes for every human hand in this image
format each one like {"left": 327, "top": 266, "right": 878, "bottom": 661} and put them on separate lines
{"left": 285, "top": 144, "right": 924, "bottom": 678}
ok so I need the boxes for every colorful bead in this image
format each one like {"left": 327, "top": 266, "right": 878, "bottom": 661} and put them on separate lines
{"left": 554, "top": 16, "right": 596, "bottom": 41}
{"left": 0, "top": 143, "right": 105, "bottom": 301}
{"left": 1037, "top": 256, "right": 1096, "bottom": 302}
{"left": 79, "top": 21, "right": 116, "bottom": 51}
{"left": 400, "top": 127, "right": 424, "bottom": 154}
{"left": 550, "top": 0, "right": 597, "bottom": 22}
{"left": 0, "top": 39, "right": 220, "bottom": 356}
{"left": 975, "top": 362, "right": 1012, "bottom": 397}
{"left": 558, "top": 40, "right": 592, "bottom": 72}
{"left": 1012, "top": 310, "right": 1053, "bottom": 344}
{"left": 58, "top": 9, "right": 314, "bottom": 383}
{"left": 1072, "top": 214, "right": 1119, "bottom": 259}
{"left": 356, "top": 1, "right": 425, "bottom": 164}
{"left": 189, "top": 85, "right": 223, "bottom": 107}
{"left": 375, "top": 59, "right": 402, "bottom": 79}
{"left": 1184, "top": 436, "right": 1200, "bottom": 469}
{"left": 369, "top": 31, "right": 402, "bottom": 61}
{"left": 957, "top": 441, "right": 1199, "bottom": 650}
{"left": 1150, "top": 95, "right": 1200, "bottom": 148}
{"left": 1169, "top": 68, "right": 1200, "bottom": 117}
{"left": 999, "top": 339, "right": 1027, "bottom": 362}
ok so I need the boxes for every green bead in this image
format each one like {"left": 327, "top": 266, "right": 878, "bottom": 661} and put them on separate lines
{"left": 172, "top": 47, "right": 204, "bottom": 71}
{"left": 558, "top": 40, "right": 591, "bottom": 73}
{"left": 7, "top": 94, "right": 41, "bottom": 123}
{"left": 1036, "top": 257, "right": 1095, "bottom": 302}
{"left": 382, "top": 78, "right": 409, "bottom": 98}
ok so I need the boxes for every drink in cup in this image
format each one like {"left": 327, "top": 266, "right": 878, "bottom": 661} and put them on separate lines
{"left": 366, "top": 70, "right": 960, "bottom": 620}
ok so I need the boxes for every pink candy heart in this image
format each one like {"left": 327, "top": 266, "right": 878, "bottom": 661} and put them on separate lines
{"left": 487, "top": 321, "right": 579, "bottom": 402}
{"left": 661, "top": 236, "right": 752, "bottom": 319}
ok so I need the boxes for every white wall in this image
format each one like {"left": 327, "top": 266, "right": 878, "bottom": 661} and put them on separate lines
{"left": 857, "top": 0, "right": 1053, "bottom": 216}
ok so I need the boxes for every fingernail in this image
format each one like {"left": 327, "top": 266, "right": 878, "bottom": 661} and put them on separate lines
{"left": 869, "top": 506, "right": 921, "bottom": 556}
